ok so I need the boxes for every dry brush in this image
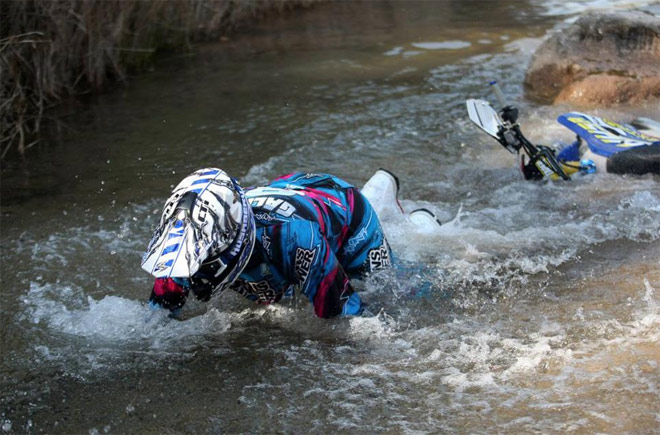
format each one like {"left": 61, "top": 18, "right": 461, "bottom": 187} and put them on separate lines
{"left": 0, "top": 0, "right": 317, "bottom": 158}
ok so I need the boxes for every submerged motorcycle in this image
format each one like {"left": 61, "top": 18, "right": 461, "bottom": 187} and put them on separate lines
{"left": 466, "top": 82, "right": 660, "bottom": 180}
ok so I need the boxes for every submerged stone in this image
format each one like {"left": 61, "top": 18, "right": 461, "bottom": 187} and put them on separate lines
{"left": 524, "top": 9, "right": 660, "bottom": 107}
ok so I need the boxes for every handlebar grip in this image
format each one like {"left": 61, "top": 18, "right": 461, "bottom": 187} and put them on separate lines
{"left": 489, "top": 81, "right": 508, "bottom": 108}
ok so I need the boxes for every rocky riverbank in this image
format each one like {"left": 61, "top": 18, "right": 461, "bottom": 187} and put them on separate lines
{"left": 525, "top": 8, "right": 660, "bottom": 107}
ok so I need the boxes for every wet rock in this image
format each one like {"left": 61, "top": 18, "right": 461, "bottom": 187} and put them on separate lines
{"left": 524, "top": 9, "right": 660, "bottom": 106}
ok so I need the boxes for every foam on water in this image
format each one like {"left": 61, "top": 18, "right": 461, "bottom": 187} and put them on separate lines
{"left": 223, "top": 274, "right": 658, "bottom": 432}
{"left": 375, "top": 177, "right": 660, "bottom": 307}
{"left": 411, "top": 41, "right": 472, "bottom": 51}
{"left": 572, "top": 279, "right": 660, "bottom": 351}
{"left": 535, "top": 0, "right": 659, "bottom": 17}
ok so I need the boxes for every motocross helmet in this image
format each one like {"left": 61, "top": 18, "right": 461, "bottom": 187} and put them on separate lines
{"left": 141, "top": 168, "right": 255, "bottom": 292}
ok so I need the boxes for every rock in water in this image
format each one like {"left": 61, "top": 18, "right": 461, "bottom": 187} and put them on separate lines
{"left": 524, "top": 10, "right": 660, "bottom": 107}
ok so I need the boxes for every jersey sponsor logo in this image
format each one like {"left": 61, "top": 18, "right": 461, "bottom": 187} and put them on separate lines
{"left": 254, "top": 212, "right": 275, "bottom": 221}
{"left": 261, "top": 233, "right": 272, "bottom": 257}
{"left": 294, "top": 247, "right": 316, "bottom": 286}
{"left": 249, "top": 196, "right": 296, "bottom": 217}
{"left": 231, "top": 278, "right": 277, "bottom": 303}
{"left": 368, "top": 242, "right": 391, "bottom": 270}
{"left": 247, "top": 187, "right": 298, "bottom": 197}
{"left": 344, "top": 226, "right": 368, "bottom": 255}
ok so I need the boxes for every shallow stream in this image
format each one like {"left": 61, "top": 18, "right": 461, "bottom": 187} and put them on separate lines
{"left": 1, "top": 0, "right": 659, "bottom": 433}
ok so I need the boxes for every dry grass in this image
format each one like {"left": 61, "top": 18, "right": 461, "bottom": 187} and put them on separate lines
{"left": 0, "top": 0, "right": 317, "bottom": 158}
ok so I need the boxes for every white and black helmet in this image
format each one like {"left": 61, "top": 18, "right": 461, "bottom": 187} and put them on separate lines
{"left": 141, "top": 168, "right": 255, "bottom": 291}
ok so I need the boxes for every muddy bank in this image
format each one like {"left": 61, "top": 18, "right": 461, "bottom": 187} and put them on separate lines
{"left": 0, "top": 0, "right": 319, "bottom": 157}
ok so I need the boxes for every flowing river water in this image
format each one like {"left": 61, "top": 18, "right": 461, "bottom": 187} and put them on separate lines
{"left": 1, "top": 0, "right": 659, "bottom": 433}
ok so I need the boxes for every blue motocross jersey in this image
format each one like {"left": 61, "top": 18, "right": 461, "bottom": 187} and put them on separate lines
{"left": 226, "top": 172, "right": 391, "bottom": 318}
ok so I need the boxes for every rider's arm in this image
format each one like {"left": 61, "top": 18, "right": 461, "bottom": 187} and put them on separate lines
{"left": 279, "top": 220, "right": 363, "bottom": 318}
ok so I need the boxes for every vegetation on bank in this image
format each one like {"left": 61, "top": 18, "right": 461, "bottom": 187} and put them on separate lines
{"left": 0, "top": 0, "right": 317, "bottom": 158}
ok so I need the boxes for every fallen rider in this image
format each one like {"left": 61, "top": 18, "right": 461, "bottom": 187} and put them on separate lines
{"left": 141, "top": 169, "right": 409, "bottom": 318}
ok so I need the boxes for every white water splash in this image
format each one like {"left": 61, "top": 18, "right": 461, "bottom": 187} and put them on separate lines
{"left": 22, "top": 282, "right": 232, "bottom": 348}
{"left": 411, "top": 41, "right": 472, "bottom": 50}
{"left": 535, "top": 0, "right": 660, "bottom": 17}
